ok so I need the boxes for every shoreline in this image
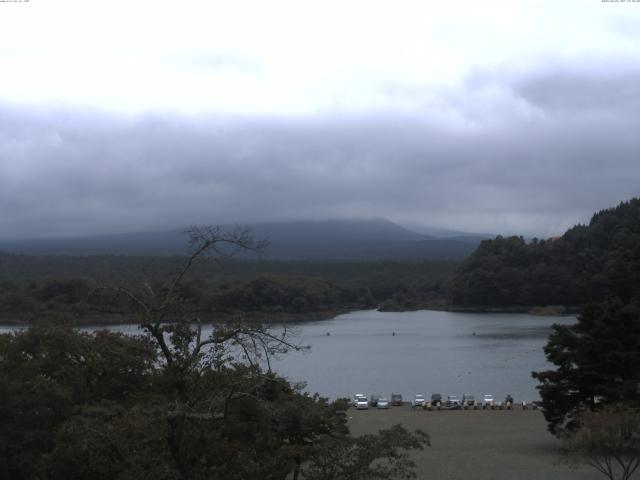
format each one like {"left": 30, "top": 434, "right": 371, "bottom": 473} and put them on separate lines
{"left": 0, "top": 309, "right": 354, "bottom": 327}
{"left": 379, "top": 303, "right": 578, "bottom": 316}
{"left": 0, "top": 304, "right": 577, "bottom": 328}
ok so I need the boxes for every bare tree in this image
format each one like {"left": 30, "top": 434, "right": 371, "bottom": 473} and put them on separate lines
{"left": 107, "top": 225, "right": 304, "bottom": 381}
{"left": 562, "top": 406, "right": 640, "bottom": 480}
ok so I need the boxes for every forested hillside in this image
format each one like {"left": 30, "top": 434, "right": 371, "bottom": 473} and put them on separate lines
{"left": 0, "top": 256, "right": 455, "bottom": 322}
{"left": 451, "top": 198, "right": 640, "bottom": 308}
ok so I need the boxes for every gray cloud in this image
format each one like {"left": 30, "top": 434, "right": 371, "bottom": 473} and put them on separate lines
{"left": 1, "top": 60, "right": 639, "bottom": 240}
{"left": 512, "top": 65, "right": 640, "bottom": 114}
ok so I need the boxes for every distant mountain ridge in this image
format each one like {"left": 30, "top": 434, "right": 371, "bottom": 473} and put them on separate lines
{"left": 0, "top": 218, "right": 488, "bottom": 260}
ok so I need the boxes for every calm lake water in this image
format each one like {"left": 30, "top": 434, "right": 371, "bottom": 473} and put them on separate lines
{"left": 269, "top": 309, "right": 575, "bottom": 402}
{"left": 0, "top": 309, "right": 575, "bottom": 402}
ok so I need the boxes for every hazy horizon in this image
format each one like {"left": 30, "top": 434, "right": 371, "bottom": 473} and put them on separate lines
{"left": 0, "top": 216, "right": 489, "bottom": 243}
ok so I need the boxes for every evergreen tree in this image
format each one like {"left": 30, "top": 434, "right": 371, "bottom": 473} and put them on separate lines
{"left": 532, "top": 297, "right": 640, "bottom": 435}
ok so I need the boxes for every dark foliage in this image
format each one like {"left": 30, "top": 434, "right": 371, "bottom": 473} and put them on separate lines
{"left": 0, "top": 321, "right": 157, "bottom": 480}
{"left": 0, "top": 321, "right": 430, "bottom": 480}
{"left": 532, "top": 297, "right": 640, "bottom": 435}
{"left": 451, "top": 198, "right": 640, "bottom": 308}
{"left": 0, "top": 256, "right": 455, "bottom": 321}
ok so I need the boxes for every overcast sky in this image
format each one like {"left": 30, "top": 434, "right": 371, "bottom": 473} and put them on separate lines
{"left": 1, "top": 0, "right": 639, "bottom": 240}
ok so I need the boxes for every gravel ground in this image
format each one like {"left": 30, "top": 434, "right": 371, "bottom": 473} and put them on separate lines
{"left": 347, "top": 406, "right": 607, "bottom": 480}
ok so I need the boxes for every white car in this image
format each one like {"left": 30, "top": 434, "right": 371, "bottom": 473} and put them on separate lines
{"left": 413, "top": 394, "right": 426, "bottom": 407}
{"left": 482, "top": 394, "right": 495, "bottom": 409}
{"left": 353, "top": 394, "right": 369, "bottom": 409}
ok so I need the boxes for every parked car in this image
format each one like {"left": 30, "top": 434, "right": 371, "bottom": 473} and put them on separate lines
{"left": 461, "top": 393, "right": 476, "bottom": 409}
{"left": 391, "top": 393, "right": 403, "bottom": 406}
{"left": 354, "top": 394, "right": 369, "bottom": 410}
{"left": 430, "top": 393, "right": 443, "bottom": 408}
{"left": 353, "top": 394, "right": 368, "bottom": 409}
{"left": 482, "top": 394, "right": 495, "bottom": 409}
{"left": 445, "top": 395, "right": 461, "bottom": 409}
{"left": 370, "top": 394, "right": 381, "bottom": 407}
{"left": 377, "top": 397, "right": 390, "bottom": 409}
{"left": 413, "top": 394, "right": 426, "bottom": 408}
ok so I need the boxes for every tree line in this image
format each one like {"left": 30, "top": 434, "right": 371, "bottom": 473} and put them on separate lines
{"left": 451, "top": 198, "right": 640, "bottom": 308}
{"left": 0, "top": 256, "right": 455, "bottom": 321}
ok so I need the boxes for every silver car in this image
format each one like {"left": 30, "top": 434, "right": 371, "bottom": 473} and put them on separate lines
{"left": 445, "top": 395, "right": 461, "bottom": 409}
{"left": 377, "top": 397, "right": 390, "bottom": 409}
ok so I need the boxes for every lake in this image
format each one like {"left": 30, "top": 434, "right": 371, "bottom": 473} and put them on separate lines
{"left": 0, "top": 309, "right": 575, "bottom": 403}
{"left": 270, "top": 309, "right": 575, "bottom": 402}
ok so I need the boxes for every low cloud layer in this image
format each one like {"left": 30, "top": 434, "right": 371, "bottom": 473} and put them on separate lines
{"left": 1, "top": 60, "right": 639, "bottom": 240}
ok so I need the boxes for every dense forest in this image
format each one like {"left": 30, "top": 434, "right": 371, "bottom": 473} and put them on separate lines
{"left": 0, "top": 255, "right": 455, "bottom": 323}
{"left": 451, "top": 198, "right": 640, "bottom": 309}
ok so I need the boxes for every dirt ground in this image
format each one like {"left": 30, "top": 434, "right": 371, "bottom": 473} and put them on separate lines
{"left": 347, "top": 406, "right": 608, "bottom": 480}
